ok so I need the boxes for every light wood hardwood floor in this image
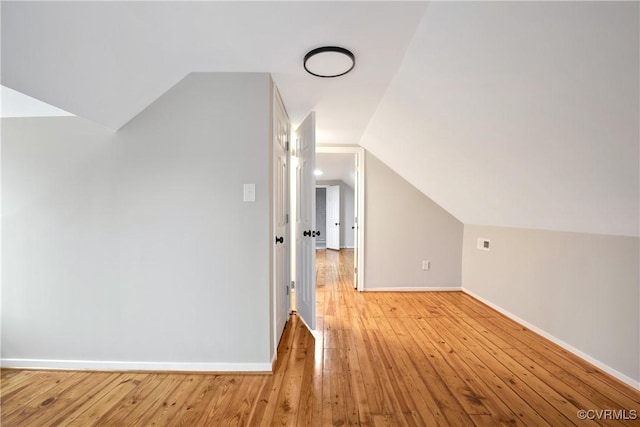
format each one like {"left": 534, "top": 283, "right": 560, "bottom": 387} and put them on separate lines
{"left": 2, "top": 249, "right": 639, "bottom": 426}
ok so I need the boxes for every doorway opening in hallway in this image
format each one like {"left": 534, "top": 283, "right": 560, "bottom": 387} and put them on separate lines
{"left": 315, "top": 147, "right": 363, "bottom": 291}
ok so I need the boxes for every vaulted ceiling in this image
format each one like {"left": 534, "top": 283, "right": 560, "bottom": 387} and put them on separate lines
{"left": 2, "top": 1, "right": 638, "bottom": 236}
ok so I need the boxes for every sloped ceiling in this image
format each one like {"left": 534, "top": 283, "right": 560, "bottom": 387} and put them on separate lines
{"left": 0, "top": 1, "right": 425, "bottom": 141}
{"left": 361, "top": 1, "right": 639, "bottom": 237}
{"left": 2, "top": 1, "right": 638, "bottom": 237}
{"left": 0, "top": 85, "right": 74, "bottom": 118}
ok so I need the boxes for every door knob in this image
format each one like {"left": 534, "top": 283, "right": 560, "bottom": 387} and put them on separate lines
{"left": 303, "top": 230, "right": 312, "bottom": 237}
{"left": 335, "top": 222, "right": 340, "bottom": 226}
{"left": 275, "top": 236, "right": 284, "bottom": 244}
{"left": 313, "top": 230, "right": 321, "bottom": 237}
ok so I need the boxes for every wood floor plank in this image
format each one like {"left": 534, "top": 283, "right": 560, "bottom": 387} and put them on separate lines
{"left": 454, "top": 309, "right": 630, "bottom": 423}
{"left": 371, "top": 413, "right": 398, "bottom": 427}
{"left": 62, "top": 372, "right": 154, "bottom": 426}
{"left": 1, "top": 370, "right": 45, "bottom": 396}
{"left": 397, "top": 316, "right": 489, "bottom": 416}
{"left": 270, "top": 323, "right": 311, "bottom": 425}
{"left": 1, "top": 370, "right": 77, "bottom": 411}
{"left": 344, "top": 318, "right": 375, "bottom": 425}
{"left": 0, "top": 369, "right": 22, "bottom": 381}
{"left": 126, "top": 374, "right": 202, "bottom": 427}
{"left": 350, "top": 317, "right": 399, "bottom": 421}
{"left": 1, "top": 371, "right": 90, "bottom": 426}
{"left": 483, "top": 313, "right": 640, "bottom": 407}
{"left": 247, "top": 314, "right": 298, "bottom": 426}
{"left": 294, "top": 330, "right": 320, "bottom": 426}
{"left": 191, "top": 375, "right": 246, "bottom": 425}
{"left": 221, "top": 376, "right": 265, "bottom": 425}
{"left": 321, "top": 348, "right": 334, "bottom": 427}
{"left": 30, "top": 372, "right": 120, "bottom": 427}
{"left": 2, "top": 248, "right": 639, "bottom": 426}
{"left": 422, "top": 316, "right": 553, "bottom": 427}
{"left": 94, "top": 373, "right": 168, "bottom": 426}
{"left": 363, "top": 317, "right": 425, "bottom": 427}
{"left": 164, "top": 375, "right": 224, "bottom": 427}
{"left": 434, "top": 315, "right": 578, "bottom": 426}
{"left": 374, "top": 314, "right": 469, "bottom": 426}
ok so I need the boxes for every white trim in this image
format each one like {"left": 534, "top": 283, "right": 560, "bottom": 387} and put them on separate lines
{"left": 462, "top": 288, "right": 640, "bottom": 391}
{"left": 296, "top": 311, "right": 314, "bottom": 333}
{"left": 0, "top": 358, "right": 272, "bottom": 373}
{"left": 365, "top": 286, "right": 462, "bottom": 292}
{"left": 341, "top": 246, "right": 355, "bottom": 249}
{"left": 271, "top": 83, "right": 292, "bottom": 362}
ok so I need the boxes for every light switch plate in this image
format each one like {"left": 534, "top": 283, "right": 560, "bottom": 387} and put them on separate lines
{"left": 243, "top": 184, "right": 255, "bottom": 202}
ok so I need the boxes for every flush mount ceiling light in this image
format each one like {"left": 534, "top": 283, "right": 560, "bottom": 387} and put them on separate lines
{"left": 314, "top": 169, "right": 324, "bottom": 176}
{"left": 304, "top": 46, "right": 355, "bottom": 78}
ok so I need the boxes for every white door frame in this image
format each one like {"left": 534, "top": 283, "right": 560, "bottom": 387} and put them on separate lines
{"left": 316, "top": 145, "right": 365, "bottom": 291}
{"left": 272, "top": 85, "right": 291, "bottom": 356}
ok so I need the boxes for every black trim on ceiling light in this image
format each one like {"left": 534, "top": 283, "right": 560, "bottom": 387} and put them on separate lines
{"left": 303, "top": 46, "right": 355, "bottom": 78}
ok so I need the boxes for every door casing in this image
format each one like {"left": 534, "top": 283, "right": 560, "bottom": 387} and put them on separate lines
{"left": 272, "top": 86, "right": 291, "bottom": 353}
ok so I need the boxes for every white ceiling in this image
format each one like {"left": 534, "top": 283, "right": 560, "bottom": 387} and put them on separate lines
{"left": 316, "top": 153, "right": 356, "bottom": 189}
{"left": 1, "top": 1, "right": 425, "bottom": 143}
{"left": 2, "top": 1, "right": 638, "bottom": 236}
{"left": 361, "top": 1, "right": 639, "bottom": 236}
{"left": 0, "top": 85, "right": 74, "bottom": 118}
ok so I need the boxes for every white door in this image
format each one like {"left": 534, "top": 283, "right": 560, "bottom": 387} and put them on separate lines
{"left": 326, "top": 185, "right": 340, "bottom": 250}
{"left": 273, "top": 88, "right": 290, "bottom": 346}
{"left": 295, "top": 112, "right": 316, "bottom": 331}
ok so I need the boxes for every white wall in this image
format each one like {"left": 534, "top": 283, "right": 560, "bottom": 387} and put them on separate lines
{"left": 2, "top": 72, "right": 273, "bottom": 370}
{"left": 462, "top": 225, "right": 640, "bottom": 387}
{"left": 364, "top": 152, "right": 463, "bottom": 290}
{"left": 317, "top": 180, "right": 355, "bottom": 248}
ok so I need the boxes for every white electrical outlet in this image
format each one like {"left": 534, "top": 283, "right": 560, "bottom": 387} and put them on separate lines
{"left": 422, "top": 260, "right": 430, "bottom": 270}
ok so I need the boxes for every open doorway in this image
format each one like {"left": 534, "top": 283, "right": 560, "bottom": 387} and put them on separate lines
{"left": 289, "top": 144, "right": 365, "bottom": 325}
{"left": 315, "top": 146, "right": 365, "bottom": 291}
{"left": 315, "top": 159, "right": 356, "bottom": 251}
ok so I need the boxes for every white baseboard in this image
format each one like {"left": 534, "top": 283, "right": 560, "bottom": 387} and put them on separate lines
{"left": 462, "top": 288, "right": 640, "bottom": 391}
{"left": 365, "top": 286, "right": 462, "bottom": 292}
{"left": 0, "top": 358, "right": 272, "bottom": 373}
